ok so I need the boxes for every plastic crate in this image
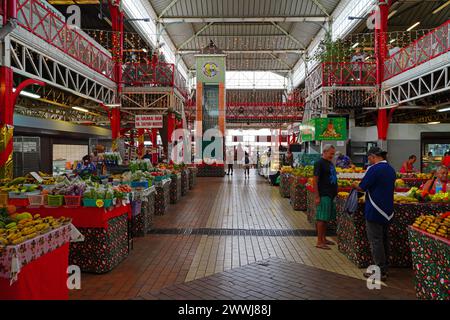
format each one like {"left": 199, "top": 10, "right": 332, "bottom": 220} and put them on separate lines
{"left": 8, "top": 190, "right": 40, "bottom": 199}
{"left": 131, "top": 181, "right": 149, "bottom": 189}
{"left": 83, "top": 198, "right": 97, "bottom": 207}
{"left": 47, "top": 195, "right": 64, "bottom": 207}
{"left": 64, "top": 195, "right": 81, "bottom": 208}
{"left": 0, "top": 193, "right": 8, "bottom": 206}
{"left": 153, "top": 175, "right": 165, "bottom": 182}
{"left": 103, "top": 199, "right": 113, "bottom": 208}
{"left": 28, "top": 194, "right": 44, "bottom": 207}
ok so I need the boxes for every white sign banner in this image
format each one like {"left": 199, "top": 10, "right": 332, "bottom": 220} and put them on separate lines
{"left": 135, "top": 115, "right": 163, "bottom": 129}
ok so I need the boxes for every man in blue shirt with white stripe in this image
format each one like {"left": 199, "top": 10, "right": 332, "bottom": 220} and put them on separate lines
{"left": 353, "top": 147, "right": 396, "bottom": 281}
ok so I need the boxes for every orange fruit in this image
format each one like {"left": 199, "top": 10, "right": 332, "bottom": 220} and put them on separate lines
{"left": 6, "top": 205, "right": 16, "bottom": 215}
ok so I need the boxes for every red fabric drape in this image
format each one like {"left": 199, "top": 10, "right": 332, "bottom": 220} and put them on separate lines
{"left": 0, "top": 243, "right": 69, "bottom": 300}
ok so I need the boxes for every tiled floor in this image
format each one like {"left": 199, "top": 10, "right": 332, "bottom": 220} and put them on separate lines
{"left": 137, "top": 257, "right": 416, "bottom": 300}
{"left": 70, "top": 171, "right": 416, "bottom": 300}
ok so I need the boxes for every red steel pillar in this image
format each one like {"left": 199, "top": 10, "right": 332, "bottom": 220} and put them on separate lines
{"left": 151, "top": 128, "right": 158, "bottom": 164}
{"left": 109, "top": 0, "right": 123, "bottom": 151}
{"left": 375, "top": 1, "right": 390, "bottom": 142}
{"left": 137, "top": 128, "right": 145, "bottom": 159}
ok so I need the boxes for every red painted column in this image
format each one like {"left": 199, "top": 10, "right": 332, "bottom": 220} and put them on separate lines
{"left": 137, "top": 128, "right": 145, "bottom": 159}
{"left": 0, "top": 67, "right": 15, "bottom": 179}
{"left": 375, "top": 1, "right": 390, "bottom": 141}
{"left": 151, "top": 128, "right": 158, "bottom": 164}
{"left": 110, "top": 107, "right": 121, "bottom": 152}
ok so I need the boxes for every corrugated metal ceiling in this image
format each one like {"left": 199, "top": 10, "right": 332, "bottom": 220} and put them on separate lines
{"left": 148, "top": 0, "right": 341, "bottom": 72}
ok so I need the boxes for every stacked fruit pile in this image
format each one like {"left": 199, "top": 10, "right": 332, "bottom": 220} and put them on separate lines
{"left": 280, "top": 166, "right": 293, "bottom": 174}
{"left": 336, "top": 167, "right": 365, "bottom": 174}
{"left": 291, "top": 166, "right": 314, "bottom": 177}
{"left": 412, "top": 214, "right": 450, "bottom": 239}
{"left": 0, "top": 209, "right": 71, "bottom": 246}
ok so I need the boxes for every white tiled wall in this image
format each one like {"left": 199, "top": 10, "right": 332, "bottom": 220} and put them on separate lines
{"left": 53, "top": 144, "right": 89, "bottom": 164}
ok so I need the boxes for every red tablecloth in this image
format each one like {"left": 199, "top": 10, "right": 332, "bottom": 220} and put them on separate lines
{"left": 0, "top": 243, "right": 69, "bottom": 300}
{"left": 17, "top": 205, "right": 132, "bottom": 229}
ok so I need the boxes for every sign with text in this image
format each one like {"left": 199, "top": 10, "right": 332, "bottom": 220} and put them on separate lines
{"left": 135, "top": 115, "right": 163, "bottom": 129}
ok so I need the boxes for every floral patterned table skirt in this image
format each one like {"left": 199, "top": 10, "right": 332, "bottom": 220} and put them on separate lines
{"left": 132, "top": 192, "right": 156, "bottom": 236}
{"left": 0, "top": 224, "right": 73, "bottom": 283}
{"left": 279, "top": 174, "right": 291, "bottom": 198}
{"left": 170, "top": 174, "right": 182, "bottom": 204}
{"left": 290, "top": 177, "right": 307, "bottom": 211}
{"left": 336, "top": 197, "right": 450, "bottom": 268}
{"left": 69, "top": 214, "right": 129, "bottom": 274}
{"left": 306, "top": 189, "right": 337, "bottom": 231}
{"left": 181, "top": 169, "right": 190, "bottom": 196}
{"left": 408, "top": 227, "right": 450, "bottom": 300}
{"left": 155, "top": 180, "right": 171, "bottom": 216}
{"left": 188, "top": 167, "right": 197, "bottom": 189}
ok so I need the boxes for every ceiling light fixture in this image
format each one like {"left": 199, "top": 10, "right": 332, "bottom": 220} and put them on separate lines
{"left": 407, "top": 22, "right": 420, "bottom": 31}
{"left": 352, "top": 42, "right": 359, "bottom": 49}
{"left": 72, "top": 106, "right": 89, "bottom": 113}
{"left": 388, "top": 10, "right": 397, "bottom": 19}
{"left": 389, "top": 38, "right": 396, "bottom": 44}
{"left": 428, "top": 121, "right": 441, "bottom": 125}
{"left": 105, "top": 104, "right": 121, "bottom": 108}
{"left": 433, "top": 0, "right": 450, "bottom": 14}
{"left": 16, "top": 90, "right": 41, "bottom": 99}
{"left": 437, "top": 106, "right": 450, "bottom": 113}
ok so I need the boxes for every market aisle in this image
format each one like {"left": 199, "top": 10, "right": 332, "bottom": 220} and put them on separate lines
{"left": 71, "top": 170, "right": 415, "bottom": 300}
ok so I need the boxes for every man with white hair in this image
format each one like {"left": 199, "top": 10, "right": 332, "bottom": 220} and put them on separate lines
{"left": 313, "top": 144, "right": 338, "bottom": 250}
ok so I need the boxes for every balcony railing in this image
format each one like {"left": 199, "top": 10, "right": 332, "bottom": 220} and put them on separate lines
{"left": 306, "top": 62, "right": 377, "bottom": 96}
{"left": 384, "top": 20, "right": 450, "bottom": 81}
{"left": 16, "top": 0, "right": 115, "bottom": 81}
{"left": 122, "top": 62, "right": 175, "bottom": 87}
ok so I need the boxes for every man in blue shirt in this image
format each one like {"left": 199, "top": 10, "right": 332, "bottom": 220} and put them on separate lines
{"left": 353, "top": 147, "right": 396, "bottom": 281}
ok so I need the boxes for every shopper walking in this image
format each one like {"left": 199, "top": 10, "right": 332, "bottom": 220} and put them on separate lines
{"left": 353, "top": 147, "right": 396, "bottom": 281}
{"left": 226, "top": 148, "right": 234, "bottom": 175}
{"left": 313, "top": 144, "right": 338, "bottom": 250}
{"left": 244, "top": 152, "right": 250, "bottom": 178}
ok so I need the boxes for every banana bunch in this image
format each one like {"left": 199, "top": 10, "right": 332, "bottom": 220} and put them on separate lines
{"left": 413, "top": 215, "right": 450, "bottom": 239}
{"left": 394, "top": 194, "right": 419, "bottom": 204}
{"left": 338, "top": 191, "right": 350, "bottom": 198}
{"left": 0, "top": 214, "right": 71, "bottom": 246}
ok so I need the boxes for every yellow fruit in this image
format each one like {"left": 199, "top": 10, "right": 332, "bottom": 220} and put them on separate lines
{"left": 26, "top": 233, "right": 37, "bottom": 240}
{"left": 11, "top": 237, "right": 25, "bottom": 245}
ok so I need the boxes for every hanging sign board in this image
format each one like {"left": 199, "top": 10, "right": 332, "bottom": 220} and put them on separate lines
{"left": 135, "top": 115, "right": 163, "bottom": 129}
{"left": 314, "top": 117, "right": 347, "bottom": 141}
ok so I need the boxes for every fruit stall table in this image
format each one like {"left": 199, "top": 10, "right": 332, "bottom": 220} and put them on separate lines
{"left": 130, "top": 186, "right": 156, "bottom": 237}
{"left": 335, "top": 197, "right": 450, "bottom": 268}
{"left": 154, "top": 179, "right": 171, "bottom": 216}
{"left": 408, "top": 226, "right": 450, "bottom": 300}
{"left": 188, "top": 167, "right": 197, "bottom": 189}
{"left": 17, "top": 205, "right": 132, "bottom": 274}
{"left": 170, "top": 173, "right": 182, "bottom": 204}
{"left": 290, "top": 177, "right": 307, "bottom": 211}
{"left": 279, "top": 173, "right": 292, "bottom": 198}
{"left": 0, "top": 223, "right": 82, "bottom": 300}
{"left": 181, "top": 169, "right": 190, "bottom": 196}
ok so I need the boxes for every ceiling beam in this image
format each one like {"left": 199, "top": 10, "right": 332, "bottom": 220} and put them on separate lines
{"left": 178, "top": 22, "right": 214, "bottom": 49}
{"left": 311, "top": 0, "right": 330, "bottom": 17}
{"left": 180, "top": 50, "right": 303, "bottom": 54}
{"left": 268, "top": 53, "right": 292, "bottom": 70}
{"left": 158, "top": 0, "right": 181, "bottom": 19}
{"left": 188, "top": 69, "right": 291, "bottom": 73}
{"left": 270, "top": 22, "right": 307, "bottom": 50}
{"left": 159, "top": 17, "right": 329, "bottom": 24}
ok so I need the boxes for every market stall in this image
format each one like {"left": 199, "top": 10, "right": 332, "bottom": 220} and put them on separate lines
{"left": 131, "top": 187, "right": 156, "bottom": 237}
{"left": 279, "top": 173, "right": 292, "bottom": 198}
{"left": 408, "top": 213, "right": 450, "bottom": 300}
{"left": 336, "top": 196, "right": 450, "bottom": 268}
{"left": 154, "top": 179, "right": 171, "bottom": 216}
{"left": 181, "top": 169, "right": 190, "bottom": 196}
{"left": 290, "top": 176, "right": 307, "bottom": 211}
{"left": 170, "top": 173, "right": 182, "bottom": 204}
{"left": 188, "top": 167, "right": 197, "bottom": 189}
{"left": 0, "top": 213, "right": 81, "bottom": 300}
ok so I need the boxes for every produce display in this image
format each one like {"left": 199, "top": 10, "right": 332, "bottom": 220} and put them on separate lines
{"left": 336, "top": 167, "right": 365, "bottom": 174}
{"left": 0, "top": 207, "right": 70, "bottom": 246}
{"left": 412, "top": 213, "right": 450, "bottom": 239}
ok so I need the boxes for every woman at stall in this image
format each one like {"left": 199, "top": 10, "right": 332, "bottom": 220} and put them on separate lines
{"left": 400, "top": 155, "right": 417, "bottom": 174}
{"left": 422, "top": 166, "right": 449, "bottom": 194}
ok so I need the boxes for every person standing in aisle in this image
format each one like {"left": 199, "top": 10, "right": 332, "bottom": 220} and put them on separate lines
{"left": 313, "top": 144, "right": 338, "bottom": 250}
{"left": 244, "top": 152, "right": 250, "bottom": 178}
{"left": 226, "top": 147, "right": 234, "bottom": 176}
{"left": 353, "top": 147, "right": 396, "bottom": 281}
